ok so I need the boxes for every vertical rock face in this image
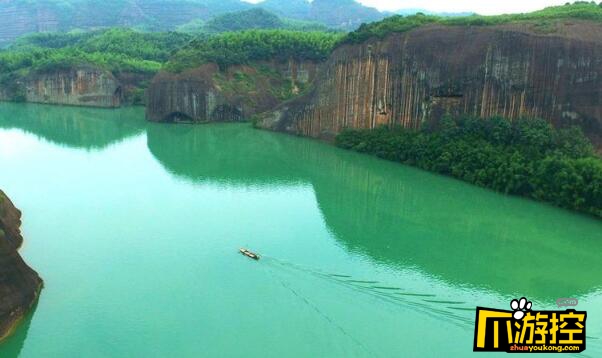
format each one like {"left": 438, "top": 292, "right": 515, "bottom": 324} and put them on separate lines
{"left": 0, "top": 190, "right": 42, "bottom": 341}
{"left": 258, "top": 22, "right": 602, "bottom": 145}
{"left": 26, "top": 68, "right": 122, "bottom": 108}
{"left": 146, "top": 64, "right": 219, "bottom": 123}
{"left": 146, "top": 60, "right": 317, "bottom": 122}
{"left": 0, "top": 67, "right": 122, "bottom": 108}
{"left": 0, "top": 68, "right": 155, "bottom": 107}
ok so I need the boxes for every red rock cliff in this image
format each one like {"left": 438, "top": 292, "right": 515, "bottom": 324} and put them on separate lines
{"left": 257, "top": 21, "right": 602, "bottom": 145}
{"left": 0, "top": 67, "right": 155, "bottom": 108}
{"left": 146, "top": 60, "right": 317, "bottom": 122}
{"left": 0, "top": 190, "right": 42, "bottom": 341}
{"left": 0, "top": 67, "right": 123, "bottom": 108}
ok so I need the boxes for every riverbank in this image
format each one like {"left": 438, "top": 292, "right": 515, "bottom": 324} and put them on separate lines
{"left": 335, "top": 117, "right": 602, "bottom": 218}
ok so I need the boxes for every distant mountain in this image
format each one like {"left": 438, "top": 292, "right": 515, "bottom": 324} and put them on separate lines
{"left": 0, "top": 0, "right": 390, "bottom": 44}
{"left": 256, "top": 0, "right": 385, "bottom": 29}
{"left": 395, "top": 8, "right": 475, "bottom": 17}
{"left": 179, "top": 8, "right": 329, "bottom": 34}
{"left": 309, "top": 0, "right": 385, "bottom": 29}
{"left": 204, "top": 8, "right": 283, "bottom": 33}
{"left": 259, "top": 0, "right": 311, "bottom": 20}
{"left": 0, "top": 0, "right": 247, "bottom": 44}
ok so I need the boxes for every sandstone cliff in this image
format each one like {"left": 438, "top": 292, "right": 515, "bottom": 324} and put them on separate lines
{"left": 0, "top": 190, "right": 42, "bottom": 341}
{"left": 0, "top": 67, "right": 153, "bottom": 108}
{"left": 146, "top": 60, "right": 317, "bottom": 122}
{"left": 0, "top": 67, "right": 121, "bottom": 107}
{"left": 257, "top": 21, "right": 602, "bottom": 145}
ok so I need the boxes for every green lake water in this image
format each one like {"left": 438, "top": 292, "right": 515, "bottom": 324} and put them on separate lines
{"left": 0, "top": 103, "right": 601, "bottom": 357}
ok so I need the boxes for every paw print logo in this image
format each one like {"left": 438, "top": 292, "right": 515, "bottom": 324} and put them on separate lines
{"left": 510, "top": 297, "right": 532, "bottom": 320}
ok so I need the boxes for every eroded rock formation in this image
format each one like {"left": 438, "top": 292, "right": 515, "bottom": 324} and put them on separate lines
{"left": 257, "top": 21, "right": 602, "bottom": 145}
{"left": 0, "top": 67, "right": 154, "bottom": 108}
{"left": 0, "top": 68, "right": 122, "bottom": 108}
{"left": 146, "top": 60, "right": 317, "bottom": 123}
{"left": 0, "top": 190, "right": 42, "bottom": 341}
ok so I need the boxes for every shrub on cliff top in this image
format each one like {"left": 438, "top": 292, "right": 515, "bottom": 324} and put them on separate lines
{"left": 343, "top": 2, "right": 602, "bottom": 44}
{"left": 164, "top": 29, "right": 343, "bottom": 72}
{"left": 335, "top": 117, "right": 601, "bottom": 218}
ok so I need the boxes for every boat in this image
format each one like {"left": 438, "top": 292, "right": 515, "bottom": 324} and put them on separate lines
{"left": 239, "top": 248, "right": 260, "bottom": 260}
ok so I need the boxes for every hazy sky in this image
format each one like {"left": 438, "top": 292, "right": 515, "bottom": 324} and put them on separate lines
{"left": 357, "top": 0, "right": 571, "bottom": 14}
{"left": 245, "top": 0, "right": 573, "bottom": 15}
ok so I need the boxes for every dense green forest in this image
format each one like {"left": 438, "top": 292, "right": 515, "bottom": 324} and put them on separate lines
{"left": 165, "top": 30, "right": 343, "bottom": 72}
{"left": 336, "top": 117, "right": 602, "bottom": 217}
{"left": 2, "top": 2, "right": 599, "bottom": 76}
{"left": 178, "top": 8, "right": 330, "bottom": 34}
{"left": 0, "top": 0, "right": 385, "bottom": 46}
{"left": 343, "top": 2, "right": 602, "bottom": 44}
{"left": 0, "top": 29, "right": 193, "bottom": 77}
{"left": 0, "top": 29, "right": 342, "bottom": 76}
{"left": 0, "top": 26, "right": 340, "bottom": 105}
{"left": 0, "top": 8, "right": 340, "bottom": 76}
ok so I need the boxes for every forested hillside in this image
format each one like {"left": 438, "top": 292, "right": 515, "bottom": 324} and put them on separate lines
{"left": 344, "top": 1, "right": 602, "bottom": 43}
{"left": 0, "top": 29, "right": 193, "bottom": 76}
{"left": 0, "top": 28, "right": 194, "bottom": 104}
{"left": 0, "top": 27, "right": 340, "bottom": 105}
{"left": 0, "top": 0, "right": 384, "bottom": 45}
{"left": 178, "top": 8, "right": 329, "bottom": 34}
{"left": 165, "top": 30, "right": 343, "bottom": 71}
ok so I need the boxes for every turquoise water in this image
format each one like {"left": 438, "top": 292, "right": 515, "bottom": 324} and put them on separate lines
{"left": 0, "top": 103, "right": 601, "bottom": 357}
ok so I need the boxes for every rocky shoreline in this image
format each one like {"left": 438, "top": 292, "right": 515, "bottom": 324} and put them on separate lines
{"left": 0, "top": 190, "right": 42, "bottom": 341}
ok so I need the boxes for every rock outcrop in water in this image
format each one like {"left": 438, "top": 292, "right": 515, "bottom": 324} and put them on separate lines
{"left": 256, "top": 21, "right": 602, "bottom": 145}
{"left": 146, "top": 60, "right": 317, "bottom": 123}
{"left": 0, "top": 67, "right": 121, "bottom": 108}
{"left": 0, "top": 67, "right": 153, "bottom": 108}
{"left": 0, "top": 190, "right": 42, "bottom": 341}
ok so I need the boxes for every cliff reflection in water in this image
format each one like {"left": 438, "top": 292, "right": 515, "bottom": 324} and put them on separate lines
{"left": 0, "top": 303, "right": 37, "bottom": 358}
{"left": 147, "top": 123, "right": 315, "bottom": 186}
{"left": 146, "top": 122, "right": 602, "bottom": 302}
{"left": 1, "top": 107, "right": 600, "bottom": 305}
{"left": 0, "top": 103, "right": 146, "bottom": 150}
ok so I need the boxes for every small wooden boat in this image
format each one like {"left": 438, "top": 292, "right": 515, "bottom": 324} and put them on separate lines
{"left": 240, "top": 248, "right": 260, "bottom": 260}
